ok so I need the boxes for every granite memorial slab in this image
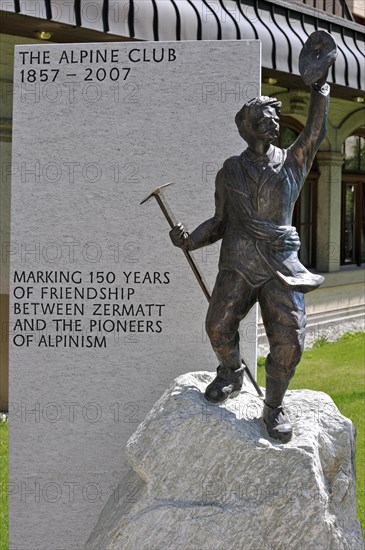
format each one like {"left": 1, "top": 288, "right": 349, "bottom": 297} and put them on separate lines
{"left": 9, "top": 40, "right": 260, "bottom": 549}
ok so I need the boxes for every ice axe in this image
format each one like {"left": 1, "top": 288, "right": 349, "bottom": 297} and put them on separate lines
{"left": 140, "top": 182, "right": 263, "bottom": 398}
{"left": 141, "top": 182, "right": 210, "bottom": 301}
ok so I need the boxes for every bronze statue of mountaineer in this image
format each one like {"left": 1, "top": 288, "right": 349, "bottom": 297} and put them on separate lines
{"left": 170, "top": 31, "right": 337, "bottom": 443}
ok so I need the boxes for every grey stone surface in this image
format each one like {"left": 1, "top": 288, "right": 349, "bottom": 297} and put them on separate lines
{"left": 86, "top": 372, "right": 364, "bottom": 550}
{"left": 9, "top": 41, "right": 259, "bottom": 549}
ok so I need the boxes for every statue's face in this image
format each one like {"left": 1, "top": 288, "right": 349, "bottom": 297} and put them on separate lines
{"left": 247, "top": 105, "right": 280, "bottom": 146}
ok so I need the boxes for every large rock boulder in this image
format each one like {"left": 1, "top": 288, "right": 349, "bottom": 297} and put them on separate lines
{"left": 86, "top": 372, "right": 364, "bottom": 550}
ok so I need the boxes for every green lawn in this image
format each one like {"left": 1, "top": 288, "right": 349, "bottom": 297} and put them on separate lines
{"left": 258, "top": 332, "right": 365, "bottom": 532}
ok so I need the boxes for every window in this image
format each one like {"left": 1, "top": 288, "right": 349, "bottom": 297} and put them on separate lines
{"left": 341, "top": 133, "right": 365, "bottom": 266}
{"left": 344, "top": 135, "right": 365, "bottom": 172}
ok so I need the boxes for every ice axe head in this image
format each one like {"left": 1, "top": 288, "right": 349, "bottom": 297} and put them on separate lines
{"left": 140, "top": 181, "right": 175, "bottom": 205}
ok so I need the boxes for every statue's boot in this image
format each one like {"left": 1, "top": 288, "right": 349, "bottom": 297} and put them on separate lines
{"left": 263, "top": 402, "right": 292, "bottom": 443}
{"left": 204, "top": 364, "right": 244, "bottom": 404}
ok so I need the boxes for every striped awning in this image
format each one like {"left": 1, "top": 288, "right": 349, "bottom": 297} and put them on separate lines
{"left": 3, "top": 0, "right": 365, "bottom": 90}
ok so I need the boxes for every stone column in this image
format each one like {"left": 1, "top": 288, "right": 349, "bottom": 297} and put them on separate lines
{"left": 316, "top": 151, "right": 344, "bottom": 272}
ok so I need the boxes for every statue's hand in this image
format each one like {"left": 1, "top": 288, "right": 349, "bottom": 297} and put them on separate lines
{"left": 169, "top": 222, "right": 190, "bottom": 249}
{"left": 313, "top": 68, "right": 329, "bottom": 91}
{"left": 273, "top": 226, "right": 301, "bottom": 252}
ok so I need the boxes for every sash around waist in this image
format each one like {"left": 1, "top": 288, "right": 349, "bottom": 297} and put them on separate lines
{"left": 219, "top": 234, "right": 324, "bottom": 293}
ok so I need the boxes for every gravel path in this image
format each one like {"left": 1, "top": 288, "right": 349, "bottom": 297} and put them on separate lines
{"left": 257, "top": 319, "right": 365, "bottom": 357}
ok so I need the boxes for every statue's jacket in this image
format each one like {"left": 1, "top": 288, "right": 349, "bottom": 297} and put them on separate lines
{"left": 215, "top": 87, "right": 330, "bottom": 294}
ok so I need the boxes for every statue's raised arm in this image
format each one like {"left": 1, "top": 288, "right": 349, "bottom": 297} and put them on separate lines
{"left": 291, "top": 31, "right": 338, "bottom": 178}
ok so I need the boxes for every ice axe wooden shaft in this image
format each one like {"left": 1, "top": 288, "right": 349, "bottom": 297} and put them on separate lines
{"left": 140, "top": 182, "right": 263, "bottom": 398}
{"left": 141, "top": 182, "right": 211, "bottom": 301}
